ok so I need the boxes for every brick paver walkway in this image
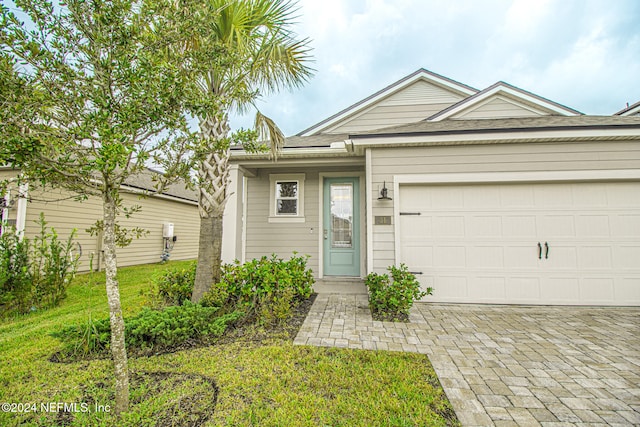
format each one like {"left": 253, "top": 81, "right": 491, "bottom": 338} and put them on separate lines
{"left": 294, "top": 294, "right": 640, "bottom": 426}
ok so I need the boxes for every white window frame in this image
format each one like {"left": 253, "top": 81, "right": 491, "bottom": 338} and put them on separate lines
{"left": 269, "top": 173, "right": 305, "bottom": 223}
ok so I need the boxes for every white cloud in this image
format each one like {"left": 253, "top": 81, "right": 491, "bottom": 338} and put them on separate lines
{"left": 231, "top": 0, "right": 640, "bottom": 135}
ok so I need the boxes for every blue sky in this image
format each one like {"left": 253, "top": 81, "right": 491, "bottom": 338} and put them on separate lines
{"left": 231, "top": 0, "right": 640, "bottom": 136}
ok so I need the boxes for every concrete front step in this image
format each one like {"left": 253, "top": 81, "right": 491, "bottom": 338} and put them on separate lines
{"left": 313, "top": 277, "right": 367, "bottom": 294}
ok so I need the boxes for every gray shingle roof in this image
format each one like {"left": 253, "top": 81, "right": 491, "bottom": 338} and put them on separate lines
{"left": 124, "top": 169, "right": 197, "bottom": 202}
{"left": 348, "top": 115, "right": 640, "bottom": 139}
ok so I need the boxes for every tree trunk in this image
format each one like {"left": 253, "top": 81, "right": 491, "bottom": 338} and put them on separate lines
{"left": 192, "top": 112, "right": 230, "bottom": 303}
{"left": 102, "top": 191, "right": 129, "bottom": 415}
{"left": 191, "top": 213, "right": 224, "bottom": 302}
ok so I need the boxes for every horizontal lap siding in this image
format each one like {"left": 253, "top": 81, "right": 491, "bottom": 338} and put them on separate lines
{"left": 452, "top": 97, "right": 546, "bottom": 119}
{"left": 245, "top": 167, "right": 365, "bottom": 277}
{"left": 23, "top": 187, "right": 198, "bottom": 272}
{"left": 245, "top": 169, "right": 320, "bottom": 274}
{"left": 370, "top": 140, "right": 640, "bottom": 272}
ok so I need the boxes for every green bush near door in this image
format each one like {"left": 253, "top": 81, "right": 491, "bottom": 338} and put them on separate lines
{"left": 366, "top": 264, "right": 432, "bottom": 321}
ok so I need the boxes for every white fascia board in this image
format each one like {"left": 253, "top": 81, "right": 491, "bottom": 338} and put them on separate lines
{"left": 351, "top": 127, "right": 640, "bottom": 146}
{"left": 431, "top": 85, "right": 580, "bottom": 121}
{"left": 394, "top": 169, "right": 640, "bottom": 185}
{"left": 299, "top": 71, "right": 478, "bottom": 137}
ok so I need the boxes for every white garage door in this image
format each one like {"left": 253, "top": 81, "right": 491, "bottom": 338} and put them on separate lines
{"left": 399, "top": 182, "right": 640, "bottom": 305}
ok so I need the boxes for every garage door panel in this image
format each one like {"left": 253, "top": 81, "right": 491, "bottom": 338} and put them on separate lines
{"left": 402, "top": 245, "right": 433, "bottom": 268}
{"left": 464, "top": 186, "right": 501, "bottom": 207}
{"left": 469, "top": 246, "right": 504, "bottom": 268}
{"left": 581, "top": 278, "right": 614, "bottom": 303}
{"left": 534, "top": 185, "right": 573, "bottom": 206}
{"left": 538, "top": 215, "right": 575, "bottom": 237}
{"left": 469, "top": 277, "right": 505, "bottom": 301}
{"left": 468, "top": 216, "right": 502, "bottom": 237}
{"left": 503, "top": 216, "right": 537, "bottom": 237}
{"left": 506, "top": 277, "right": 541, "bottom": 301}
{"left": 618, "top": 279, "right": 640, "bottom": 303}
{"left": 501, "top": 185, "right": 535, "bottom": 208}
{"left": 399, "top": 181, "right": 640, "bottom": 306}
{"left": 542, "top": 278, "right": 580, "bottom": 302}
{"left": 573, "top": 184, "right": 607, "bottom": 206}
{"left": 505, "top": 246, "right": 539, "bottom": 268}
{"left": 616, "top": 246, "right": 640, "bottom": 269}
{"left": 611, "top": 215, "right": 640, "bottom": 237}
{"left": 578, "top": 246, "right": 612, "bottom": 270}
{"left": 431, "top": 187, "right": 464, "bottom": 208}
{"left": 400, "top": 216, "right": 431, "bottom": 239}
{"left": 576, "top": 215, "right": 610, "bottom": 237}
{"left": 430, "top": 276, "right": 467, "bottom": 301}
{"left": 434, "top": 246, "right": 466, "bottom": 267}
{"left": 433, "top": 216, "right": 465, "bottom": 237}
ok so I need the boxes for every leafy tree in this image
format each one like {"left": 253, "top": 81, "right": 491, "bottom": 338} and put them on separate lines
{"left": 1, "top": 0, "right": 196, "bottom": 414}
{"left": 183, "top": 0, "right": 314, "bottom": 302}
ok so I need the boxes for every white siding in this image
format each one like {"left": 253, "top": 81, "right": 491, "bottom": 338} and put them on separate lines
{"left": 326, "top": 80, "right": 465, "bottom": 134}
{"left": 369, "top": 140, "right": 640, "bottom": 273}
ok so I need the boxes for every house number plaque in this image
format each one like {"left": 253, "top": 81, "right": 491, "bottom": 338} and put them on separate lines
{"left": 374, "top": 216, "right": 392, "bottom": 225}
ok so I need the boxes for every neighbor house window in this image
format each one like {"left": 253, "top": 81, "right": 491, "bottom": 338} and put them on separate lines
{"left": 269, "top": 174, "right": 305, "bottom": 223}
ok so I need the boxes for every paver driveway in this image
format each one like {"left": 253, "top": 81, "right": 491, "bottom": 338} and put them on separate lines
{"left": 294, "top": 295, "right": 640, "bottom": 426}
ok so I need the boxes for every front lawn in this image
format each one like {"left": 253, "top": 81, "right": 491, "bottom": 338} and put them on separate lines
{"left": 0, "top": 261, "right": 459, "bottom": 426}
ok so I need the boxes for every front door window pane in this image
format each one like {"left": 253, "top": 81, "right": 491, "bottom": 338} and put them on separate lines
{"left": 330, "top": 183, "right": 353, "bottom": 248}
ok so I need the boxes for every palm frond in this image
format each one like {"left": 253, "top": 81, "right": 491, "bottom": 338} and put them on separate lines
{"left": 254, "top": 110, "right": 284, "bottom": 160}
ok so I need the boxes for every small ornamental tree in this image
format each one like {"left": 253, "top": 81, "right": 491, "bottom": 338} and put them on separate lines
{"left": 0, "top": 0, "right": 197, "bottom": 415}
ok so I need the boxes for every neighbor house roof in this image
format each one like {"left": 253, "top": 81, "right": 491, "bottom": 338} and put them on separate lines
{"left": 124, "top": 169, "right": 198, "bottom": 203}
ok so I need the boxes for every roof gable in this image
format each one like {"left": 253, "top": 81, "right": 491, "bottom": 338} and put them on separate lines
{"left": 428, "top": 82, "right": 582, "bottom": 121}
{"left": 615, "top": 100, "right": 640, "bottom": 116}
{"left": 298, "top": 68, "right": 478, "bottom": 136}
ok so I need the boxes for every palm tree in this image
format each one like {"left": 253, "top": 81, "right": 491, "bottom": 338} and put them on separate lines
{"left": 188, "top": 0, "right": 313, "bottom": 301}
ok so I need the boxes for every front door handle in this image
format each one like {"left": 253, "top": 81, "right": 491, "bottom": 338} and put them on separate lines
{"left": 538, "top": 242, "right": 542, "bottom": 259}
{"left": 545, "top": 242, "right": 549, "bottom": 259}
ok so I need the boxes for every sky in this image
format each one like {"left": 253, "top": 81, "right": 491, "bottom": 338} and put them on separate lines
{"left": 230, "top": 0, "right": 640, "bottom": 136}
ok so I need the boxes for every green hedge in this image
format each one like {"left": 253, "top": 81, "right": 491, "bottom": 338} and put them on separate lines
{"left": 53, "top": 303, "right": 243, "bottom": 358}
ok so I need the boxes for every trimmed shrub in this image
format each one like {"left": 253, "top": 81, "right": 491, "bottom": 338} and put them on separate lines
{"left": 53, "top": 303, "right": 243, "bottom": 358}
{"left": 366, "top": 264, "right": 432, "bottom": 321}
{"left": 151, "top": 261, "right": 196, "bottom": 307}
{"left": 202, "top": 253, "right": 314, "bottom": 325}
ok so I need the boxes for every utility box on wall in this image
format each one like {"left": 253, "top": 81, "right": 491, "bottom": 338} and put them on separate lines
{"left": 162, "top": 222, "right": 174, "bottom": 238}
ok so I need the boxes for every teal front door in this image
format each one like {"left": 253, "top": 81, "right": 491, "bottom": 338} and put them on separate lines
{"left": 323, "top": 177, "right": 360, "bottom": 276}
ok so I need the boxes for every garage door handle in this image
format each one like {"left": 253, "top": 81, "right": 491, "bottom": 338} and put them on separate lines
{"left": 538, "top": 242, "right": 542, "bottom": 259}
{"left": 409, "top": 271, "right": 423, "bottom": 275}
{"left": 545, "top": 242, "right": 549, "bottom": 259}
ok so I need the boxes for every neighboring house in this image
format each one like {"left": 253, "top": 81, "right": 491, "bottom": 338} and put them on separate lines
{"left": 223, "top": 68, "right": 640, "bottom": 306}
{"left": 0, "top": 168, "right": 199, "bottom": 272}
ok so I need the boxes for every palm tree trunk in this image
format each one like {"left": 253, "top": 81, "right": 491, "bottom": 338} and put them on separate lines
{"left": 102, "top": 190, "right": 129, "bottom": 415}
{"left": 192, "top": 113, "right": 230, "bottom": 303}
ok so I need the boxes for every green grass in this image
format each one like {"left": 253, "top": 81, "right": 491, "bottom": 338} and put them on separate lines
{"left": 0, "top": 261, "right": 460, "bottom": 427}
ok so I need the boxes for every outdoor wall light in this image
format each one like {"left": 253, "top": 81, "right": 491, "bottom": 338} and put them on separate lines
{"left": 378, "top": 181, "right": 392, "bottom": 200}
